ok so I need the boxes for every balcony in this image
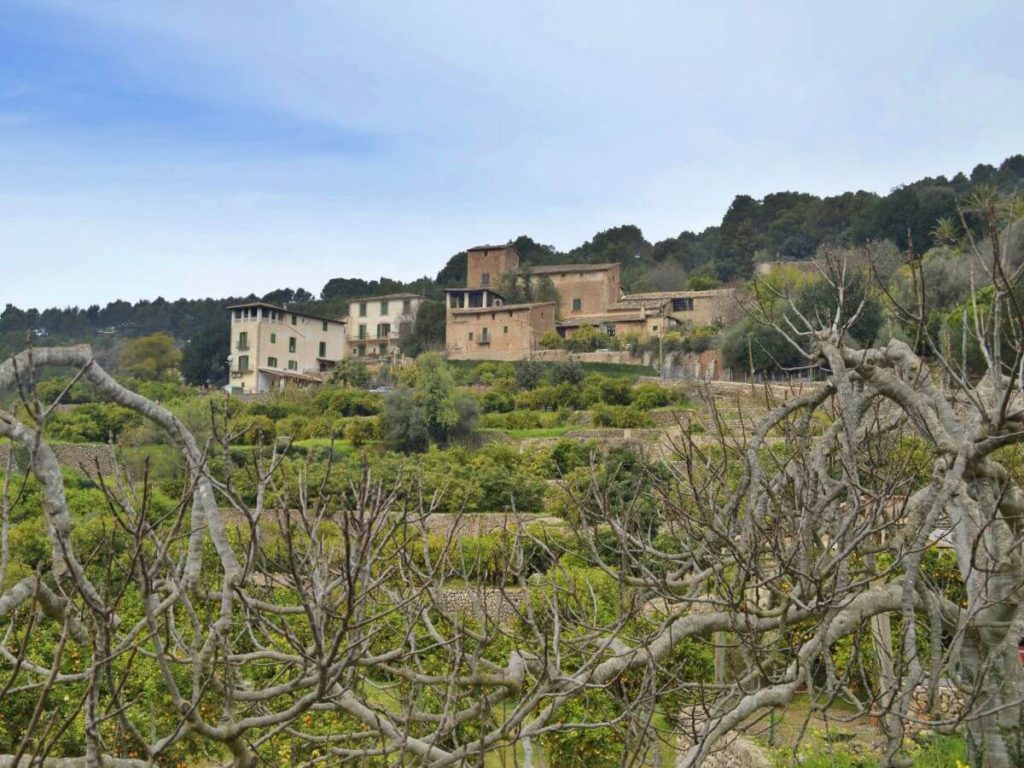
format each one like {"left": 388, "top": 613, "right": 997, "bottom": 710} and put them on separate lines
{"left": 236, "top": 343, "right": 250, "bottom": 351}
{"left": 230, "top": 368, "right": 251, "bottom": 378}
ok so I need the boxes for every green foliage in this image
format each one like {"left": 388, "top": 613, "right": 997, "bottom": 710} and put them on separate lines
{"left": 591, "top": 403, "right": 653, "bottom": 428}
{"left": 118, "top": 332, "right": 182, "bottom": 380}
{"left": 630, "top": 383, "right": 675, "bottom": 409}
{"left": 382, "top": 354, "right": 479, "bottom": 452}
{"left": 345, "top": 416, "right": 380, "bottom": 446}
{"left": 565, "top": 324, "right": 603, "bottom": 353}
{"left": 538, "top": 692, "right": 623, "bottom": 768}
{"left": 582, "top": 374, "right": 632, "bottom": 406}
{"left": 479, "top": 409, "right": 568, "bottom": 431}
{"left": 331, "top": 358, "right": 371, "bottom": 388}
{"left": 722, "top": 269, "right": 882, "bottom": 374}
{"left": 232, "top": 414, "right": 277, "bottom": 445}
{"left": 539, "top": 330, "right": 564, "bottom": 349}
{"left": 46, "top": 402, "right": 140, "bottom": 442}
{"left": 403, "top": 299, "right": 446, "bottom": 357}
{"left": 180, "top": 322, "right": 229, "bottom": 386}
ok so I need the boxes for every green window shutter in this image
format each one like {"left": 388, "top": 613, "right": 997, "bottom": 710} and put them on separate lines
{"left": 270, "top": 332, "right": 276, "bottom": 343}
{"left": 380, "top": 301, "right": 388, "bottom": 315}
{"left": 289, "top": 337, "right": 296, "bottom": 353}
{"left": 319, "top": 341, "right": 326, "bottom": 357}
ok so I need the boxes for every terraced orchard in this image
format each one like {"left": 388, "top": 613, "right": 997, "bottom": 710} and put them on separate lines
{"left": 0, "top": 346, "right": 995, "bottom": 767}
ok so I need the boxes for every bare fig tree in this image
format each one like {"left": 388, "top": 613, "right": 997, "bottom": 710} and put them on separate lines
{"left": 0, "top": 192, "right": 1022, "bottom": 767}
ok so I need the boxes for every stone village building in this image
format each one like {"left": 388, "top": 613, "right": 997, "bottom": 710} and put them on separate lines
{"left": 445, "top": 243, "right": 741, "bottom": 362}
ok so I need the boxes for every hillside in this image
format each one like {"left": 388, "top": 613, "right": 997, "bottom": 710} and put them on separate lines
{"left": 3, "top": 153, "right": 1022, "bottom": 375}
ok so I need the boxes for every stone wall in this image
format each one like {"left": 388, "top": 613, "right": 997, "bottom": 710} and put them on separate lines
{"left": 908, "top": 684, "right": 965, "bottom": 730}
{"left": 676, "top": 714, "right": 772, "bottom": 768}
{"left": 419, "top": 512, "right": 564, "bottom": 539}
{"left": 440, "top": 586, "right": 524, "bottom": 623}
{"left": 52, "top": 444, "right": 118, "bottom": 478}
{"left": 675, "top": 735, "right": 771, "bottom": 768}
{"left": 0, "top": 442, "right": 117, "bottom": 478}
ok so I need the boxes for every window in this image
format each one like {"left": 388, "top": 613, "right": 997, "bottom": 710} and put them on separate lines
{"left": 270, "top": 332, "right": 276, "bottom": 344}
{"left": 605, "top": 326, "right": 616, "bottom": 337}
{"left": 319, "top": 341, "right": 326, "bottom": 357}
{"left": 503, "top": 326, "right": 508, "bottom": 334}
{"left": 357, "top": 344, "right": 366, "bottom": 356}
{"left": 672, "top": 297, "right": 694, "bottom": 312}
{"left": 233, "top": 309, "right": 241, "bottom": 319}
{"left": 379, "top": 343, "right": 387, "bottom": 356}
{"left": 237, "top": 331, "right": 248, "bottom": 349}
{"left": 468, "top": 332, "right": 474, "bottom": 341}
{"left": 402, "top": 300, "right": 411, "bottom": 314}
{"left": 652, "top": 325, "right": 659, "bottom": 332}
{"left": 358, "top": 324, "right": 367, "bottom": 339}
{"left": 377, "top": 323, "right": 391, "bottom": 339}
{"left": 288, "top": 360, "right": 297, "bottom": 371}
{"left": 291, "top": 314, "right": 297, "bottom": 325}
{"left": 480, "top": 328, "right": 489, "bottom": 344}
{"left": 289, "top": 337, "right": 296, "bottom": 353}
{"left": 237, "top": 355, "right": 250, "bottom": 372}
{"left": 572, "top": 298, "right": 582, "bottom": 312}
{"left": 322, "top": 321, "right": 328, "bottom": 331}
{"left": 267, "top": 356, "right": 278, "bottom": 367}
{"left": 380, "top": 300, "right": 389, "bottom": 315}
{"left": 359, "top": 302, "right": 367, "bottom": 317}
{"left": 481, "top": 272, "right": 490, "bottom": 287}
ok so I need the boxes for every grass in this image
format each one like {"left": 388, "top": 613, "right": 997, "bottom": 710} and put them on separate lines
{"left": 754, "top": 697, "right": 967, "bottom": 768}
{"left": 290, "top": 438, "right": 359, "bottom": 455}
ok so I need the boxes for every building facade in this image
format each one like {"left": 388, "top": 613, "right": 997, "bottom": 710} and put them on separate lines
{"left": 465, "top": 244, "right": 520, "bottom": 289}
{"left": 346, "top": 293, "right": 425, "bottom": 359}
{"left": 227, "top": 302, "right": 346, "bottom": 393}
{"left": 530, "top": 263, "right": 621, "bottom": 317}
{"left": 445, "top": 242, "right": 740, "bottom": 363}
{"left": 446, "top": 302, "right": 556, "bottom": 360}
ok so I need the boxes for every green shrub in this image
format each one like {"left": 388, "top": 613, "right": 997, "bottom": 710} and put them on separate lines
{"left": 565, "top": 324, "right": 604, "bottom": 353}
{"left": 539, "top": 693, "right": 622, "bottom": 767}
{"left": 539, "top": 330, "right": 564, "bottom": 349}
{"left": 232, "top": 414, "right": 277, "bottom": 445}
{"left": 345, "top": 417, "right": 381, "bottom": 446}
{"left": 631, "top": 383, "right": 672, "bottom": 409}
{"left": 591, "top": 404, "right": 653, "bottom": 428}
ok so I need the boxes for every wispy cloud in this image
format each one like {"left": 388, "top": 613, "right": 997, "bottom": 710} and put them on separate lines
{"left": 3, "top": 0, "right": 1023, "bottom": 307}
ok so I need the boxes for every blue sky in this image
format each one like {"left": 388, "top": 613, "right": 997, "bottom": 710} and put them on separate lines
{"left": 2, "top": 0, "right": 1022, "bottom": 308}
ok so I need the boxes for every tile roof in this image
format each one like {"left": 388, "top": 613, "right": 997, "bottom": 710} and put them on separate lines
{"left": 347, "top": 292, "right": 425, "bottom": 302}
{"left": 558, "top": 313, "right": 644, "bottom": 326}
{"left": 226, "top": 301, "right": 346, "bottom": 325}
{"left": 527, "top": 262, "right": 620, "bottom": 275}
{"left": 451, "top": 301, "right": 556, "bottom": 315}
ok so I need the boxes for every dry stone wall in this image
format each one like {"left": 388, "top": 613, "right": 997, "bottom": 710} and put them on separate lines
{"left": 0, "top": 442, "right": 117, "bottom": 479}
{"left": 419, "top": 512, "right": 564, "bottom": 539}
{"left": 440, "top": 587, "right": 524, "bottom": 623}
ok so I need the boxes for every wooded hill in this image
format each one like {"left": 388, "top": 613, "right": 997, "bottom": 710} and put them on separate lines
{"left": 3, "top": 153, "right": 1022, "bottom": 369}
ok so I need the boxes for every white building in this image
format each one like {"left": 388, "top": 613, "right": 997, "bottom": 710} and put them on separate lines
{"left": 227, "top": 302, "right": 346, "bottom": 393}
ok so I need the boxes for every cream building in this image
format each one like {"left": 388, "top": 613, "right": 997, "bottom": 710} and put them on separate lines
{"left": 227, "top": 302, "right": 347, "bottom": 393}
{"left": 346, "top": 293, "right": 426, "bottom": 358}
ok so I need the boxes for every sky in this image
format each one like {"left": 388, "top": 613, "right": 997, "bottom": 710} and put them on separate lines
{"left": 2, "top": 0, "right": 1022, "bottom": 309}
